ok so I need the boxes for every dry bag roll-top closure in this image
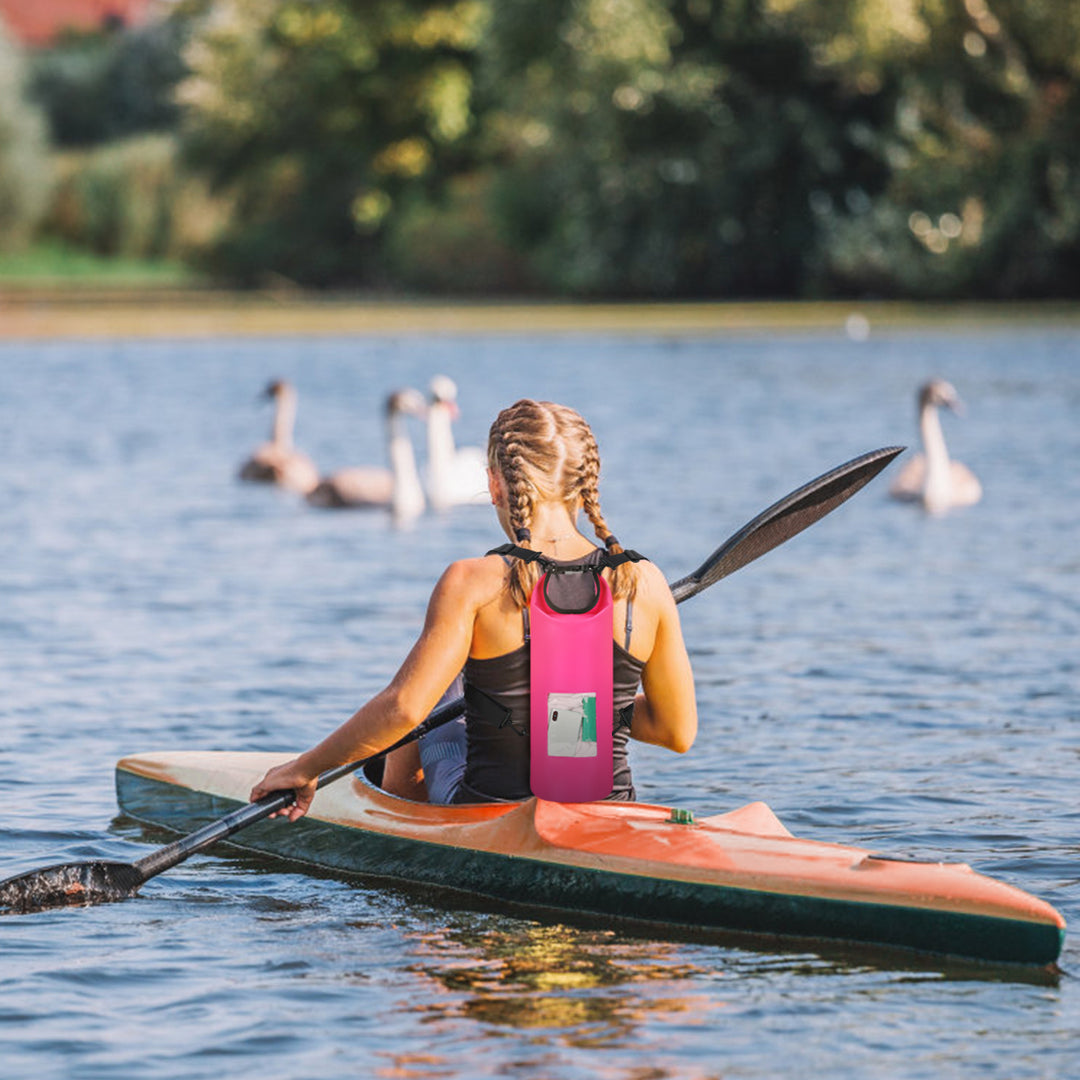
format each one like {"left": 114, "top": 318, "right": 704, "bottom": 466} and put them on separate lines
{"left": 488, "top": 543, "right": 646, "bottom": 802}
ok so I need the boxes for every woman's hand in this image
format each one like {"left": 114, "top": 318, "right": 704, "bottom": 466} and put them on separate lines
{"left": 250, "top": 758, "right": 318, "bottom": 822}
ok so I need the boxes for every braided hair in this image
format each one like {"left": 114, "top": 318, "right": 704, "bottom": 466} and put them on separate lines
{"left": 487, "top": 400, "right": 639, "bottom": 607}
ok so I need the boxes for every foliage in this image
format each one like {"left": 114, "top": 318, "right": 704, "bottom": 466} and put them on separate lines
{"left": 28, "top": 17, "right": 192, "bottom": 147}
{"left": 383, "top": 173, "right": 532, "bottom": 293}
{"left": 798, "top": 0, "right": 1080, "bottom": 298}
{"left": 481, "top": 0, "right": 1080, "bottom": 298}
{"left": 12, "top": 0, "right": 1080, "bottom": 297}
{"left": 0, "top": 21, "right": 52, "bottom": 251}
{"left": 42, "top": 134, "right": 232, "bottom": 262}
{"left": 481, "top": 0, "right": 891, "bottom": 297}
{"left": 176, "top": 0, "right": 490, "bottom": 286}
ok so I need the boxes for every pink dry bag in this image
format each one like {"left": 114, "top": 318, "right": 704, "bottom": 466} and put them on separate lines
{"left": 528, "top": 567, "right": 614, "bottom": 801}
{"left": 487, "top": 543, "right": 646, "bottom": 802}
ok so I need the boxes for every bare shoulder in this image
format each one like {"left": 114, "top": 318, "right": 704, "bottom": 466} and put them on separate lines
{"left": 633, "top": 558, "right": 676, "bottom": 613}
{"left": 434, "top": 554, "right": 508, "bottom": 608}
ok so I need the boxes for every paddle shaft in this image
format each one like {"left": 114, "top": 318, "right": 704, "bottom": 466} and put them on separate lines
{"left": 134, "top": 444, "right": 903, "bottom": 882}
{"left": 132, "top": 696, "right": 467, "bottom": 880}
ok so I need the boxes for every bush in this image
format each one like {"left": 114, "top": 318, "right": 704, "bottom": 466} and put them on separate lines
{"left": 176, "top": 0, "right": 491, "bottom": 287}
{"left": 42, "top": 133, "right": 231, "bottom": 262}
{"left": 0, "top": 22, "right": 52, "bottom": 250}
{"left": 383, "top": 173, "right": 532, "bottom": 293}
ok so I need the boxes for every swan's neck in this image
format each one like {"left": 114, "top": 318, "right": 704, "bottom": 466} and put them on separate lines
{"left": 920, "top": 403, "right": 952, "bottom": 511}
{"left": 427, "top": 404, "right": 457, "bottom": 476}
{"left": 272, "top": 390, "right": 297, "bottom": 450}
{"left": 388, "top": 411, "right": 424, "bottom": 520}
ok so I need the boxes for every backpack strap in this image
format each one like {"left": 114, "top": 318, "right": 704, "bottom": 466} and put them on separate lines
{"left": 487, "top": 543, "right": 648, "bottom": 575}
{"left": 600, "top": 549, "right": 647, "bottom": 570}
{"left": 486, "top": 543, "right": 552, "bottom": 569}
{"left": 487, "top": 543, "right": 649, "bottom": 616}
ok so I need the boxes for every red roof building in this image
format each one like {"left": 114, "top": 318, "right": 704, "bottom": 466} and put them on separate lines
{"left": 0, "top": 0, "right": 157, "bottom": 47}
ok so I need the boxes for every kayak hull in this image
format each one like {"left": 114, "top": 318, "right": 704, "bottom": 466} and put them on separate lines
{"left": 114, "top": 751, "right": 1065, "bottom": 967}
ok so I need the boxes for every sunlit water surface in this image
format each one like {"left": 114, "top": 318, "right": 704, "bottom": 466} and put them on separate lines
{"left": 1, "top": 326, "right": 1078, "bottom": 1079}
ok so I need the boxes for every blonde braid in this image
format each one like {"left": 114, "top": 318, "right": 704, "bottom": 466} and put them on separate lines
{"left": 489, "top": 405, "right": 546, "bottom": 608}
{"left": 505, "top": 441, "right": 544, "bottom": 608}
{"left": 578, "top": 428, "right": 637, "bottom": 601}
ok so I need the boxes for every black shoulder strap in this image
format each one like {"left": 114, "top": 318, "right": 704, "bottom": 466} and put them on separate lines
{"left": 486, "top": 543, "right": 547, "bottom": 565}
{"left": 600, "top": 549, "right": 647, "bottom": 569}
{"left": 487, "top": 543, "right": 648, "bottom": 574}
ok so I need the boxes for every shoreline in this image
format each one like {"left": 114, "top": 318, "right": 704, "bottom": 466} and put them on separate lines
{"left": 2, "top": 289, "right": 1078, "bottom": 340}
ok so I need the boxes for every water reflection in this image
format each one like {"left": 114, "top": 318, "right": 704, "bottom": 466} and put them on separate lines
{"left": 405, "top": 920, "right": 712, "bottom": 1043}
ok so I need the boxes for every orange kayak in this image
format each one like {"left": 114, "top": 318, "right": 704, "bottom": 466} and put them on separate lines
{"left": 115, "top": 751, "right": 1065, "bottom": 967}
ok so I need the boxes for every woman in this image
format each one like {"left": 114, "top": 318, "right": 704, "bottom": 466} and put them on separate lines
{"left": 250, "top": 399, "right": 696, "bottom": 818}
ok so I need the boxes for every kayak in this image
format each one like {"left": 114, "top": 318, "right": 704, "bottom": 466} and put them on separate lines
{"left": 114, "top": 750, "right": 1065, "bottom": 967}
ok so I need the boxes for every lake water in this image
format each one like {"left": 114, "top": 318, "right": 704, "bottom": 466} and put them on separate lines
{"left": 1, "top": 320, "right": 1078, "bottom": 1079}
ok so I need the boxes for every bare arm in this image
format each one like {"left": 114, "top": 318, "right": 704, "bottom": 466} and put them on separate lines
{"left": 628, "top": 563, "right": 698, "bottom": 754}
{"left": 250, "top": 560, "right": 481, "bottom": 819}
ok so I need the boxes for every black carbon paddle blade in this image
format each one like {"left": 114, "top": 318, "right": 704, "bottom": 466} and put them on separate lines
{"left": 0, "top": 860, "right": 145, "bottom": 914}
{"left": 669, "top": 446, "right": 905, "bottom": 604}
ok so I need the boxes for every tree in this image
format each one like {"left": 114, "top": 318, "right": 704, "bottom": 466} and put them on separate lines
{"left": 176, "top": 0, "right": 490, "bottom": 286}
{"left": 28, "top": 16, "right": 190, "bottom": 148}
{"left": 781, "top": 0, "right": 1080, "bottom": 297}
{"left": 481, "top": 0, "right": 892, "bottom": 297}
{"left": 483, "top": 0, "right": 1080, "bottom": 298}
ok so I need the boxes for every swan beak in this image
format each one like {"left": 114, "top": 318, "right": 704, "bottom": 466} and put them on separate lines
{"left": 261, "top": 380, "right": 283, "bottom": 402}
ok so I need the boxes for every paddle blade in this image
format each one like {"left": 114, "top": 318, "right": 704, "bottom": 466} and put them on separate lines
{"left": 669, "top": 446, "right": 905, "bottom": 604}
{"left": 0, "top": 860, "right": 145, "bottom": 914}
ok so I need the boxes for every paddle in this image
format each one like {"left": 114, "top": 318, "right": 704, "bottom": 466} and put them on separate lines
{"left": 0, "top": 444, "right": 903, "bottom": 914}
{"left": 668, "top": 445, "right": 906, "bottom": 602}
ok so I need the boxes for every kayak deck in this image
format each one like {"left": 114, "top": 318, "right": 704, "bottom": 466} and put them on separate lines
{"left": 114, "top": 751, "right": 1065, "bottom": 967}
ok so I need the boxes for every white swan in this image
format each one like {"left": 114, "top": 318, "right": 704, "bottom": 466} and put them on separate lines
{"left": 238, "top": 379, "right": 319, "bottom": 495}
{"left": 425, "top": 375, "right": 489, "bottom": 510}
{"left": 306, "top": 388, "right": 427, "bottom": 523}
{"left": 890, "top": 378, "right": 983, "bottom": 514}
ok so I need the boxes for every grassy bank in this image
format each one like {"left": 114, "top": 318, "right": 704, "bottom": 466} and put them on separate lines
{"left": 0, "top": 241, "right": 200, "bottom": 288}
{"left": 1, "top": 257, "right": 1078, "bottom": 341}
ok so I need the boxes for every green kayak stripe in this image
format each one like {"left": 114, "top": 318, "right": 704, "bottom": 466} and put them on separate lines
{"left": 115, "top": 769, "right": 1063, "bottom": 967}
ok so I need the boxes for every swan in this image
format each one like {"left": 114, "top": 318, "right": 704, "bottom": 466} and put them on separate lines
{"left": 306, "top": 388, "right": 427, "bottom": 523}
{"left": 238, "top": 379, "right": 319, "bottom": 495}
{"left": 890, "top": 378, "right": 983, "bottom": 514}
{"left": 425, "top": 374, "right": 489, "bottom": 510}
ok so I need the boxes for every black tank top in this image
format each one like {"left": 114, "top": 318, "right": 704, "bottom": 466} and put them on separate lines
{"left": 456, "top": 548, "right": 645, "bottom": 803}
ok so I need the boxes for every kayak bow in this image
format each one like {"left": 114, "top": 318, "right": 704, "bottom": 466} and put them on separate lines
{"left": 114, "top": 750, "right": 1065, "bottom": 967}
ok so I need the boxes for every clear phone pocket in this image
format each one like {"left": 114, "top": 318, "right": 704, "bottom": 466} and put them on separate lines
{"left": 546, "top": 692, "right": 598, "bottom": 758}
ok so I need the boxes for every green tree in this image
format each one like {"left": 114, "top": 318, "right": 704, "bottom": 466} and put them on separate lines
{"left": 769, "top": 0, "right": 1080, "bottom": 297}
{"left": 28, "top": 16, "right": 191, "bottom": 148}
{"left": 0, "top": 20, "right": 51, "bottom": 251}
{"left": 177, "top": 0, "right": 490, "bottom": 286}
{"left": 482, "top": 0, "right": 893, "bottom": 297}
{"left": 483, "top": 0, "right": 1080, "bottom": 298}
